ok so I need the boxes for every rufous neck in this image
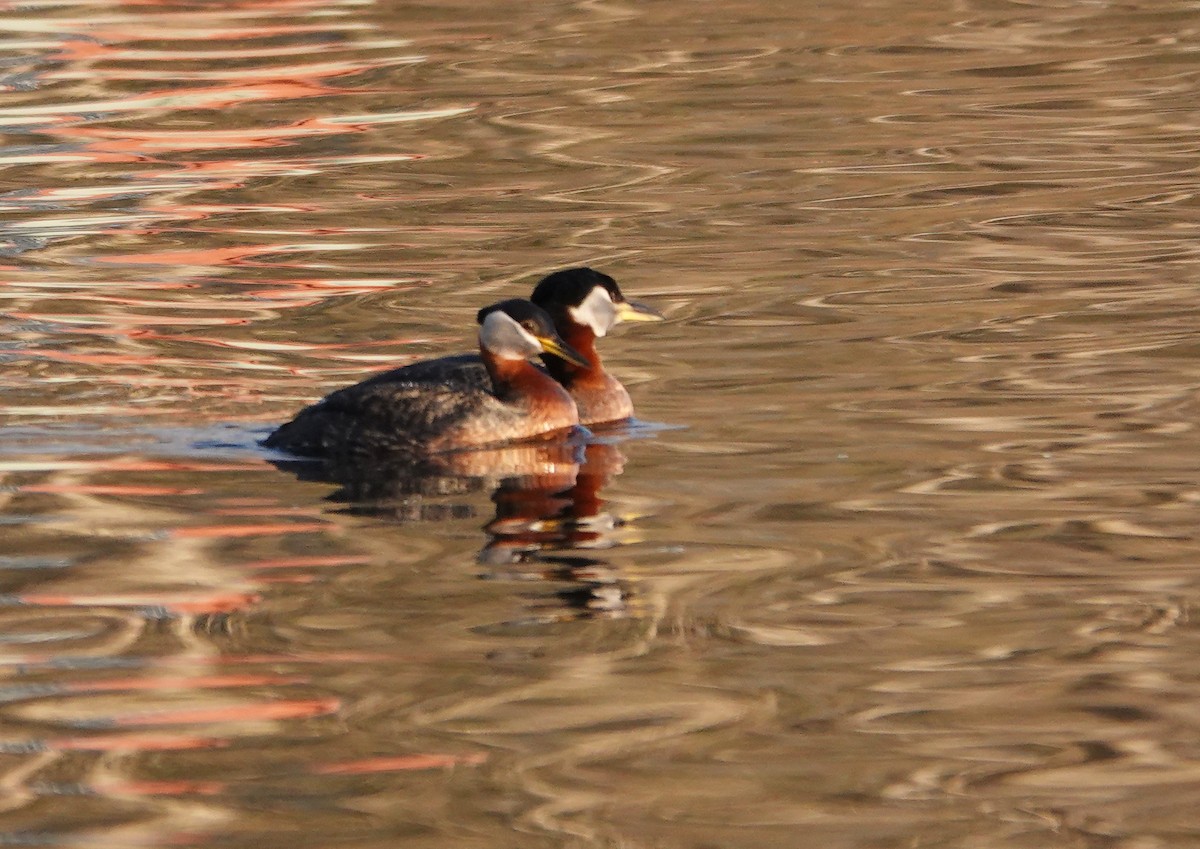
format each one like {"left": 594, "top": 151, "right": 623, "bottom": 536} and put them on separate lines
{"left": 484, "top": 351, "right": 554, "bottom": 399}
{"left": 541, "top": 324, "right": 602, "bottom": 387}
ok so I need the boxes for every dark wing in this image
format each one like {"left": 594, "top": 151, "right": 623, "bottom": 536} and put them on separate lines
{"left": 357, "top": 354, "right": 553, "bottom": 392}
{"left": 265, "top": 354, "right": 494, "bottom": 459}
{"left": 264, "top": 376, "right": 492, "bottom": 461}
{"left": 358, "top": 353, "right": 492, "bottom": 392}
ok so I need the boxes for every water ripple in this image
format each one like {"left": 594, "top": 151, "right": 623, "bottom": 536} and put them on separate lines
{"left": 4, "top": 0, "right": 1200, "bottom": 845}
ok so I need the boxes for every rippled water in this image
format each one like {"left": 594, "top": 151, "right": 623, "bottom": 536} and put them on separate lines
{"left": 4, "top": 0, "right": 1200, "bottom": 845}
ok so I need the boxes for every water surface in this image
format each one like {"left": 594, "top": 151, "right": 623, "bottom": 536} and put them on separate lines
{"left": 3, "top": 0, "right": 1200, "bottom": 846}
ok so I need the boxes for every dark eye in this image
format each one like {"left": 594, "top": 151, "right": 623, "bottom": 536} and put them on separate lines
{"left": 521, "top": 320, "right": 539, "bottom": 334}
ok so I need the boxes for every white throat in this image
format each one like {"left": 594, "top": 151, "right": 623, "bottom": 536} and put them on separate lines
{"left": 567, "top": 286, "right": 617, "bottom": 337}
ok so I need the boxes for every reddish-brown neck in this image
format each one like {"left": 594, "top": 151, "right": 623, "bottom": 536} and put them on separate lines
{"left": 484, "top": 351, "right": 566, "bottom": 402}
{"left": 540, "top": 323, "right": 603, "bottom": 388}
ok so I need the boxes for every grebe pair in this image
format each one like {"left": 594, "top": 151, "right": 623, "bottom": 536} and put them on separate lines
{"left": 264, "top": 268, "right": 662, "bottom": 459}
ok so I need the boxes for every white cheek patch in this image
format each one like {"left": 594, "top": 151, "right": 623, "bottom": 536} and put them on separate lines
{"left": 512, "top": 321, "right": 541, "bottom": 355}
{"left": 482, "top": 312, "right": 543, "bottom": 359}
{"left": 568, "top": 287, "right": 617, "bottom": 337}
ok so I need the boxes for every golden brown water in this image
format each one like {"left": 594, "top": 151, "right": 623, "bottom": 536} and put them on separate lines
{"left": 3, "top": 0, "right": 1200, "bottom": 845}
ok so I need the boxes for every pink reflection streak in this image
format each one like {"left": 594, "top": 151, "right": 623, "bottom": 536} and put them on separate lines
{"left": 99, "top": 696, "right": 342, "bottom": 727}
{"left": 94, "top": 779, "right": 227, "bottom": 797}
{"left": 1, "top": 15, "right": 480, "bottom": 709}
{"left": 22, "top": 294, "right": 297, "bottom": 309}
{"left": 4, "top": 10, "right": 447, "bottom": 444}
{"left": 57, "top": 752, "right": 487, "bottom": 798}
{"left": 11, "top": 698, "right": 341, "bottom": 767}
{"left": 13, "top": 314, "right": 252, "bottom": 327}
{"left": 160, "top": 330, "right": 425, "bottom": 352}
{"left": 171, "top": 522, "right": 328, "bottom": 539}
{"left": 42, "top": 734, "right": 232, "bottom": 753}
{"left": 313, "top": 752, "right": 489, "bottom": 775}
{"left": 52, "top": 38, "right": 376, "bottom": 63}
{"left": 20, "top": 351, "right": 255, "bottom": 368}
{"left": 13, "top": 285, "right": 408, "bottom": 329}
{"left": 72, "top": 23, "right": 372, "bottom": 47}
{"left": 15, "top": 293, "right": 427, "bottom": 385}
{"left": 69, "top": 0, "right": 356, "bottom": 10}
{"left": 257, "top": 574, "right": 320, "bottom": 584}
{"left": 17, "top": 47, "right": 425, "bottom": 269}
{"left": 93, "top": 243, "right": 326, "bottom": 269}
{"left": 239, "top": 554, "right": 372, "bottom": 570}
{"left": 12, "top": 81, "right": 347, "bottom": 127}
{"left": 65, "top": 119, "right": 422, "bottom": 154}
{"left": 48, "top": 59, "right": 414, "bottom": 84}
{"left": 65, "top": 673, "right": 308, "bottom": 694}
{"left": 17, "top": 484, "right": 204, "bottom": 496}
{"left": 77, "top": 239, "right": 410, "bottom": 273}
{"left": 73, "top": 459, "right": 262, "bottom": 472}
{"left": 14, "top": 591, "right": 262, "bottom": 615}
{"left": 0, "top": 651, "right": 391, "bottom": 670}
{"left": 209, "top": 507, "right": 327, "bottom": 517}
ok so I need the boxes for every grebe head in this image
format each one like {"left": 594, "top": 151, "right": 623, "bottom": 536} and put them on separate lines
{"left": 530, "top": 267, "right": 664, "bottom": 339}
{"left": 476, "top": 299, "right": 591, "bottom": 367}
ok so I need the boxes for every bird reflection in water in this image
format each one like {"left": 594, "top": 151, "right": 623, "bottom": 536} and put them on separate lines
{"left": 272, "top": 436, "right": 639, "bottom": 621}
{"left": 265, "top": 267, "right": 666, "bottom": 620}
{"left": 479, "top": 441, "right": 634, "bottom": 621}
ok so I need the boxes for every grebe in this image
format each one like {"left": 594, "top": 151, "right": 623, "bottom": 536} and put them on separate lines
{"left": 264, "top": 299, "right": 590, "bottom": 460}
{"left": 530, "top": 267, "right": 663, "bottom": 424}
{"left": 384, "top": 268, "right": 663, "bottom": 424}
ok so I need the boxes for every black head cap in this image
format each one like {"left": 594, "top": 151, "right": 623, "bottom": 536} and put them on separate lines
{"left": 476, "top": 298, "right": 557, "bottom": 337}
{"left": 530, "top": 267, "right": 625, "bottom": 311}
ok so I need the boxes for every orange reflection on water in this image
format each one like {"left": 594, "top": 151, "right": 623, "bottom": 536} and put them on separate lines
{"left": 52, "top": 36, "right": 405, "bottom": 63}
{"left": 103, "top": 696, "right": 341, "bottom": 727}
{"left": 79, "top": 751, "right": 487, "bottom": 797}
{"left": 239, "top": 554, "right": 373, "bottom": 570}
{"left": 1, "top": 0, "right": 451, "bottom": 307}
{"left": 66, "top": 0, "right": 364, "bottom": 9}
{"left": 0, "top": 459, "right": 262, "bottom": 473}
{"left": 94, "top": 778, "right": 227, "bottom": 797}
{"left": 48, "top": 58, "right": 417, "bottom": 84}
{"left": 170, "top": 522, "right": 328, "bottom": 539}
{"left": 6, "top": 81, "right": 347, "bottom": 126}
{"left": 314, "top": 752, "right": 489, "bottom": 775}
{"left": 65, "top": 674, "right": 308, "bottom": 693}
{"left": 165, "top": 329, "right": 424, "bottom": 353}
{"left": 43, "top": 734, "right": 232, "bottom": 753}
{"left": 64, "top": 119, "right": 419, "bottom": 154}
{"left": 21, "top": 350, "right": 255, "bottom": 368}
{"left": 14, "top": 591, "right": 262, "bottom": 615}
{"left": 94, "top": 243, "right": 318, "bottom": 268}
{"left": 0, "top": 3, "right": 495, "bottom": 840}
{"left": 73, "top": 22, "right": 374, "bottom": 45}
{"left": 14, "top": 314, "right": 252, "bottom": 328}
{"left": 0, "top": 0, "right": 472, "bottom": 450}
{"left": 17, "top": 483, "right": 204, "bottom": 496}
